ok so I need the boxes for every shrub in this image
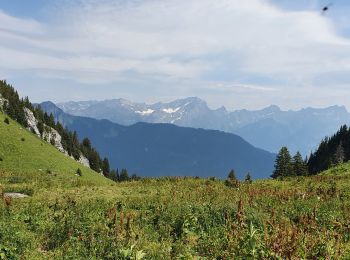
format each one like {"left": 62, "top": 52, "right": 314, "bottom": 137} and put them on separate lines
{"left": 244, "top": 172, "right": 253, "bottom": 184}
{"left": 0, "top": 156, "right": 3, "bottom": 162}
{"left": 4, "top": 117, "right": 9, "bottom": 124}
{"left": 225, "top": 179, "right": 240, "bottom": 188}
{"left": 8, "top": 176, "right": 26, "bottom": 184}
{"left": 21, "top": 137, "right": 25, "bottom": 142}
{"left": 76, "top": 168, "right": 82, "bottom": 176}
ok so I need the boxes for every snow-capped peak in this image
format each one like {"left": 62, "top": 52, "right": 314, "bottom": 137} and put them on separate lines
{"left": 135, "top": 109, "right": 154, "bottom": 116}
{"left": 162, "top": 107, "right": 181, "bottom": 114}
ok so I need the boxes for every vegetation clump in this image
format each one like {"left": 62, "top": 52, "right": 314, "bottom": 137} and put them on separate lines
{"left": 3, "top": 117, "right": 9, "bottom": 124}
{"left": 225, "top": 169, "right": 240, "bottom": 188}
{"left": 76, "top": 168, "right": 82, "bottom": 177}
{"left": 244, "top": 172, "right": 252, "bottom": 183}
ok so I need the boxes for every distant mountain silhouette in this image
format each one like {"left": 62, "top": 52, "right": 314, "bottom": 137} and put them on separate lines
{"left": 57, "top": 98, "right": 350, "bottom": 155}
{"left": 40, "top": 101, "right": 276, "bottom": 179}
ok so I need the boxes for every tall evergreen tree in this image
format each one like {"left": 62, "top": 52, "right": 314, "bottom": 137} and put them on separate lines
{"left": 102, "top": 158, "right": 110, "bottom": 176}
{"left": 292, "top": 151, "right": 308, "bottom": 176}
{"left": 271, "top": 147, "right": 293, "bottom": 179}
{"left": 333, "top": 142, "right": 345, "bottom": 165}
{"left": 228, "top": 169, "right": 237, "bottom": 181}
{"left": 120, "top": 169, "right": 129, "bottom": 182}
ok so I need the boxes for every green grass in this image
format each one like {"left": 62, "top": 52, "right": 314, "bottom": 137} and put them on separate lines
{"left": 2, "top": 111, "right": 350, "bottom": 258}
{"left": 0, "top": 111, "right": 112, "bottom": 189}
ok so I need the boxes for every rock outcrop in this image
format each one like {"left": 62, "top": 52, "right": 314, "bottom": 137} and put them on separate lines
{"left": 0, "top": 94, "right": 7, "bottom": 111}
{"left": 42, "top": 127, "right": 65, "bottom": 153}
{"left": 24, "top": 107, "right": 90, "bottom": 168}
{"left": 24, "top": 108, "right": 40, "bottom": 137}
{"left": 77, "top": 155, "right": 90, "bottom": 168}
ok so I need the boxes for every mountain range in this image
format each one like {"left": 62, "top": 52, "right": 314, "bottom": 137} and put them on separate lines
{"left": 57, "top": 98, "right": 350, "bottom": 155}
{"left": 40, "top": 101, "right": 275, "bottom": 179}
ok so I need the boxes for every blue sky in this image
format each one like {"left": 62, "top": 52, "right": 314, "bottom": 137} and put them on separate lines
{"left": 1, "top": 0, "right": 350, "bottom": 110}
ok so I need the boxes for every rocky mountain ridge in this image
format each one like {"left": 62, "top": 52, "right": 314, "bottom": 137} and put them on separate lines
{"left": 57, "top": 97, "right": 350, "bottom": 155}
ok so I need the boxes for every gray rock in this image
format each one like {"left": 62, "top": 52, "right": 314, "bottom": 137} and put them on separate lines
{"left": 24, "top": 108, "right": 41, "bottom": 137}
{"left": 42, "top": 127, "right": 65, "bottom": 153}
{"left": 77, "top": 154, "right": 90, "bottom": 168}
{"left": 0, "top": 94, "right": 7, "bottom": 111}
{"left": 4, "top": 192, "right": 29, "bottom": 198}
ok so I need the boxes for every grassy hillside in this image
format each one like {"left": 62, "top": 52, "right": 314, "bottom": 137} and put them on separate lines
{"left": 2, "top": 160, "right": 350, "bottom": 258}
{"left": 0, "top": 111, "right": 112, "bottom": 189}
{"left": 2, "top": 110, "right": 350, "bottom": 258}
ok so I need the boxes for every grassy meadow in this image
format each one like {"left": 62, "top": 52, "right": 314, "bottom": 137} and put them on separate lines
{"left": 1, "top": 111, "right": 350, "bottom": 259}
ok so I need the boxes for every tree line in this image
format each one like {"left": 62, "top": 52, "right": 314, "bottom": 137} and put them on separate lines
{"left": 307, "top": 125, "right": 349, "bottom": 174}
{"left": 0, "top": 80, "right": 140, "bottom": 182}
{"left": 271, "top": 147, "right": 308, "bottom": 178}
{"left": 272, "top": 125, "right": 350, "bottom": 178}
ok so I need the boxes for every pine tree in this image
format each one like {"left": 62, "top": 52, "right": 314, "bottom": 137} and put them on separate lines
{"left": 226, "top": 169, "right": 239, "bottom": 188}
{"left": 228, "top": 169, "right": 237, "bottom": 181}
{"left": 120, "top": 169, "right": 129, "bottom": 182}
{"left": 333, "top": 143, "right": 345, "bottom": 165}
{"left": 271, "top": 147, "right": 293, "bottom": 179}
{"left": 292, "top": 151, "right": 308, "bottom": 176}
{"left": 244, "top": 172, "right": 252, "bottom": 183}
{"left": 102, "top": 158, "right": 110, "bottom": 176}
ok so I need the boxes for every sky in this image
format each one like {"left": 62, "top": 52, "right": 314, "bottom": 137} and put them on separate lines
{"left": 1, "top": 0, "right": 350, "bottom": 111}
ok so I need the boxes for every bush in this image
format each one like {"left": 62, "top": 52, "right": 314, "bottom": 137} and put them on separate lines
{"left": 4, "top": 118, "right": 9, "bottom": 124}
{"left": 0, "top": 156, "right": 3, "bottom": 162}
{"left": 21, "top": 137, "right": 25, "bottom": 142}
{"left": 76, "top": 168, "right": 82, "bottom": 177}
{"left": 225, "top": 179, "right": 240, "bottom": 188}
{"left": 244, "top": 172, "right": 253, "bottom": 184}
{"left": 8, "top": 176, "right": 26, "bottom": 184}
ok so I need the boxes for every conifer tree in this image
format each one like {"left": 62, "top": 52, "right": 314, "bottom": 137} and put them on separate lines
{"left": 228, "top": 169, "right": 237, "bottom": 181}
{"left": 292, "top": 151, "right": 308, "bottom": 176}
{"left": 271, "top": 147, "right": 292, "bottom": 179}
{"left": 120, "top": 169, "right": 129, "bottom": 182}
{"left": 333, "top": 143, "right": 345, "bottom": 165}
{"left": 244, "top": 172, "right": 252, "bottom": 183}
{"left": 102, "top": 158, "right": 110, "bottom": 176}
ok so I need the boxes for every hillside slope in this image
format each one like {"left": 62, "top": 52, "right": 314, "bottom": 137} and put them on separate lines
{"left": 0, "top": 111, "right": 111, "bottom": 187}
{"left": 41, "top": 102, "right": 276, "bottom": 179}
{"left": 2, "top": 159, "right": 350, "bottom": 258}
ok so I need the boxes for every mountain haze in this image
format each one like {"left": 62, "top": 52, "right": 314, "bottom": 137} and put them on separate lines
{"left": 57, "top": 98, "right": 350, "bottom": 155}
{"left": 41, "top": 102, "right": 275, "bottom": 179}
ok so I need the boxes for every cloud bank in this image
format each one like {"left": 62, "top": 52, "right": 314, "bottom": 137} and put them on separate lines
{"left": 1, "top": 0, "right": 350, "bottom": 109}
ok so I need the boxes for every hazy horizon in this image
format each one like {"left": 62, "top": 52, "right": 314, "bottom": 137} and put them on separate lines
{"left": 52, "top": 96, "right": 349, "bottom": 113}
{"left": 1, "top": 0, "right": 350, "bottom": 110}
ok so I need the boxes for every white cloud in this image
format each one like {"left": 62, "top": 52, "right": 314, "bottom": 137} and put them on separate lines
{"left": 1, "top": 0, "right": 350, "bottom": 109}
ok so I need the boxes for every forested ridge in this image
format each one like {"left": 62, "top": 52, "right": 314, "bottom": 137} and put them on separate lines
{"left": 308, "top": 125, "right": 350, "bottom": 174}
{"left": 0, "top": 80, "right": 136, "bottom": 182}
